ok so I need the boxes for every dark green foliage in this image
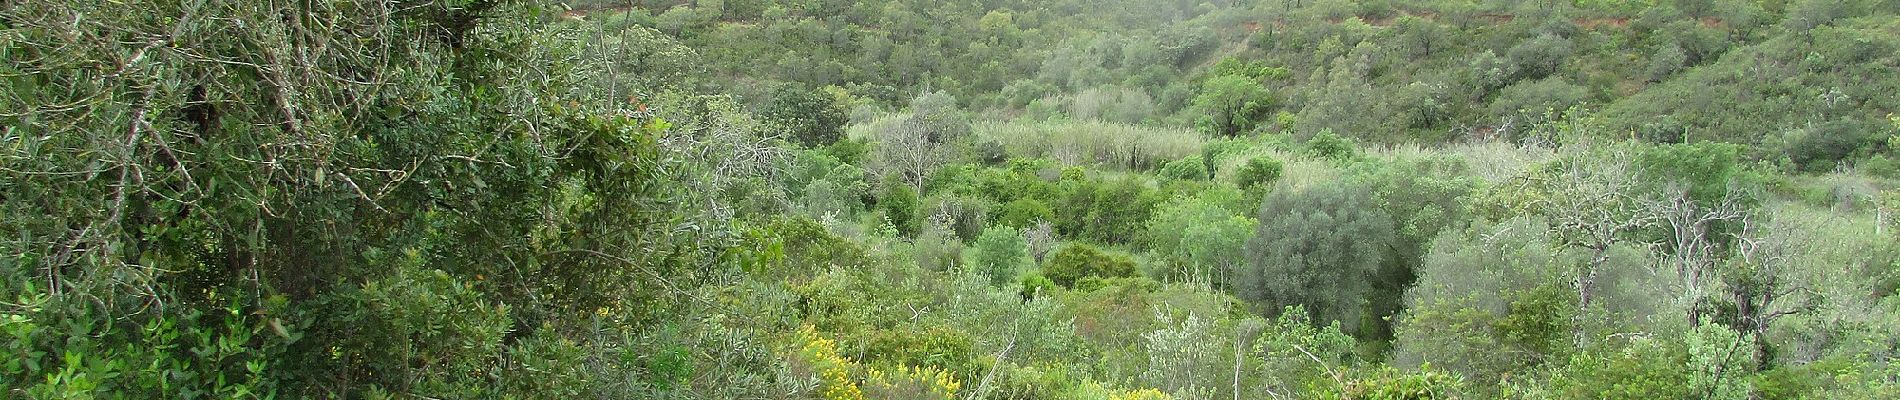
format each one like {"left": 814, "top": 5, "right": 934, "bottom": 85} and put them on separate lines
{"left": 1491, "top": 284, "right": 1576, "bottom": 362}
{"left": 1783, "top": 119, "right": 1887, "bottom": 172}
{"left": 1307, "top": 130, "right": 1360, "bottom": 162}
{"left": 0, "top": 1, "right": 771, "bottom": 396}
{"left": 1041, "top": 244, "right": 1138, "bottom": 289}
{"left": 1055, "top": 177, "right": 1161, "bottom": 245}
{"left": 881, "top": 180, "right": 922, "bottom": 237}
{"left": 757, "top": 216, "right": 868, "bottom": 276}
{"left": 1235, "top": 157, "right": 1285, "bottom": 189}
{"left": 823, "top": 138, "right": 873, "bottom": 166}
{"left": 995, "top": 198, "right": 1056, "bottom": 232}
{"left": 764, "top": 85, "right": 849, "bottom": 147}
{"left": 1242, "top": 180, "right": 1398, "bottom": 337}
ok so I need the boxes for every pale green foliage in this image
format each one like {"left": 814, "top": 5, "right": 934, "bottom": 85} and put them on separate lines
{"left": 915, "top": 224, "right": 964, "bottom": 272}
{"left": 973, "top": 119, "right": 1203, "bottom": 170}
{"left": 1395, "top": 218, "right": 1574, "bottom": 384}
{"left": 1254, "top": 306, "right": 1358, "bottom": 396}
{"left": 1142, "top": 312, "right": 1219, "bottom": 396}
{"left": 1686, "top": 320, "right": 1756, "bottom": 400}
{"left": 1192, "top": 75, "right": 1271, "bottom": 137}
{"left": 1068, "top": 86, "right": 1158, "bottom": 124}
{"left": 970, "top": 226, "right": 1030, "bottom": 286}
{"left": 1147, "top": 187, "right": 1254, "bottom": 287}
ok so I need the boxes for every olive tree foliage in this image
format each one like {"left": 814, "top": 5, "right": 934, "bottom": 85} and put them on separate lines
{"left": 1141, "top": 311, "right": 1220, "bottom": 398}
{"left": 1240, "top": 180, "right": 1398, "bottom": 337}
{"left": 1394, "top": 217, "right": 1578, "bottom": 389}
{"left": 1521, "top": 152, "right": 1662, "bottom": 343}
{"left": 875, "top": 91, "right": 970, "bottom": 189}
{"left": 0, "top": 1, "right": 787, "bottom": 397}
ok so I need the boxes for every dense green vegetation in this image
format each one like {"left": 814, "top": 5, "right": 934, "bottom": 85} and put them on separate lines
{"left": 6, "top": 0, "right": 1900, "bottom": 398}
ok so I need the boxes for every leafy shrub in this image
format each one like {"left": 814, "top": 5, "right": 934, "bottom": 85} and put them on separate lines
{"left": 1055, "top": 177, "right": 1161, "bottom": 245}
{"left": 880, "top": 181, "right": 922, "bottom": 237}
{"left": 1146, "top": 188, "right": 1254, "bottom": 287}
{"left": 1783, "top": 119, "right": 1884, "bottom": 172}
{"left": 1021, "top": 273, "right": 1059, "bottom": 298}
{"left": 864, "top": 325, "right": 977, "bottom": 375}
{"left": 1242, "top": 180, "right": 1397, "bottom": 337}
{"left": 1333, "top": 364, "right": 1466, "bottom": 400}
{"left": 1158, "top": 155, "right": 1210, "bottom": 181}
{"left": 1236, "top": 157, "right": 1285, "bottom": 189}
{"left": 995, "top": 198, "right": 1057, "bottom": 229}
{"left": 765, "top": 85, "right": 850, "bottom": 147}
{"left": 915, "top": 225, "right": 965, "bottom": 272}
{"left": 1042, "top": 244, "right": 1138, "bottom": 288}
{"left": 1306, "top": 130, "right": 1359, "bottom": 162}
{"left": 970, "top": 226, "right": 1030, "bottom": 286}
{"left": 755, "top": 216, "right": 869, "bottom": 277}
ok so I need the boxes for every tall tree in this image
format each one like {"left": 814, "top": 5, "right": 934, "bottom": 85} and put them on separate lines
{"left": 1241, "top": 181, "right": 1398, "bottom": 337}
{"left": 1191, "top": 75, "right": 1271, "bottom": 137}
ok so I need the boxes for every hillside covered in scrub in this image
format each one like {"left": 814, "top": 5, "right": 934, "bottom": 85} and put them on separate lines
{"left": 4, "top": 0, "right": 1900, "bottom": 398}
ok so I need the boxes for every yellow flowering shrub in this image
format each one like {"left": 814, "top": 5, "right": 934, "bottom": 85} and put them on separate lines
{"left": 863, "top": 364, "right": 961, "bottom": 400}
{"left": 794, "top": 325, "right": 864, "bottom": 400}
{"left": 1109, "top": 388, "right": 1174, "bottom": 400}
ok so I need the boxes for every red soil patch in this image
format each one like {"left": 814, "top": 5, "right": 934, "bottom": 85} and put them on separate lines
{"left": 1477, "top": 13, "right": 1516, "bottom": 24}
{"left": 1573, "top": 17, "right": 1631, "bottom": 29}
{"left": 1243, "top": 21, "right": 1262, "bottom": 32}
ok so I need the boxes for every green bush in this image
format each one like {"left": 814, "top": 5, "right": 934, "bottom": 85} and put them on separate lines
{"left": 1784, "top": 119, "right": 1884, "bottom": 172}
{"left": 764, "top": 85, "right": 850, "bottom": 147}
{"left": 970, "top": 226, "right": 1030, "bottom": 286}
{"left": 1041, "top": 244, "right": 1138, "bottom": 288}
{"left": 1054, "top": 177, "right": 1161, "bottom": 245}
{"left": 1159, "top": 155, "right": 1211, "bottom": 181}
{"left": 1236, "top": 157, "right": 1285, "bottom": 189}
{"left": 996, "top": 198, "right": 1057, "bottom": 228}
{"left": 881, "top": 180, "right": 922, "bottom": 237}
{"left": 1306, "top": 130, "right": 1359, "bottom": 162}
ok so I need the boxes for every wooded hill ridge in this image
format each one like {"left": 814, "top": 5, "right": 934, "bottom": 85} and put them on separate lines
{"left": 3, "top": 0, "right": 1899, "bottom": 399}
